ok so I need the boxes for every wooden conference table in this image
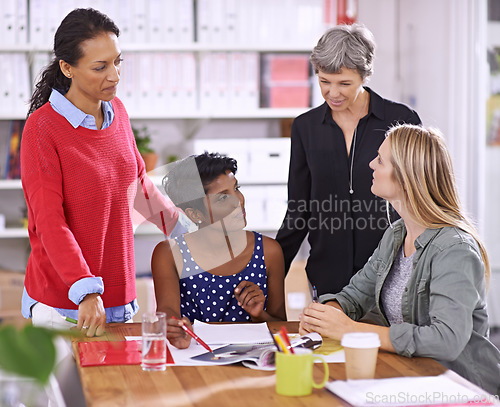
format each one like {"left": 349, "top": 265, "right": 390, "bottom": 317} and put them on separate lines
{"left": 72, "top": 321, "right": 446, "bottom": 407}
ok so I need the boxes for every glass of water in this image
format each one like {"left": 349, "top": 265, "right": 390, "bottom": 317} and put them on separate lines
{"left": 141, "top": 312, "right": 167, "bottom": 371}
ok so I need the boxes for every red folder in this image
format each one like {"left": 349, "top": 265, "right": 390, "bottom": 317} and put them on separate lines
{"left": 78, "top": 340, "right": 174, "bottom": 367}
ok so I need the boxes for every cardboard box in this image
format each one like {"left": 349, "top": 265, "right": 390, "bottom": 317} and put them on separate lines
{"left": 0, "top": 269, "right": 25, "bottom": 320}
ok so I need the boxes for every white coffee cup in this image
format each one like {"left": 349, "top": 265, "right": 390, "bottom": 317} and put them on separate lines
{"left": 341, "top": 332, "right": 380, "bottom": 380}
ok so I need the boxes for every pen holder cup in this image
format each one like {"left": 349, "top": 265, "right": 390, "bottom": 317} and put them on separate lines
{"left": 275, "top": 348, "right": 329, "bottom": 396}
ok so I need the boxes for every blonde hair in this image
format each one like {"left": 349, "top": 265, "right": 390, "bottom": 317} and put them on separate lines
{"left": 387, "top": 124, "right": 490, "bottom": 284}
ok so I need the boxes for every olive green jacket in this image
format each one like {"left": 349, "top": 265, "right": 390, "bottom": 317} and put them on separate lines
{"left": 321, "top": 219, "right": 500, "bottom": 396}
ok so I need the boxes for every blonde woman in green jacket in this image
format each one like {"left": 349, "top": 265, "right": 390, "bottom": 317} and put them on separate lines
{"left": 299, "top": 124, "right": 500, "bottom": 396}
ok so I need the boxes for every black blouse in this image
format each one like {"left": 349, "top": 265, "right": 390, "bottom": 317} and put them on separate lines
{"left": 276, "top": 87, "right": 421, "bottom": 296}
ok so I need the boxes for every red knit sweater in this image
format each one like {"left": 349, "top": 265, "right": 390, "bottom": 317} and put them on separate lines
{"left": 21, "top": 98, "right": 178, "bottom": 309}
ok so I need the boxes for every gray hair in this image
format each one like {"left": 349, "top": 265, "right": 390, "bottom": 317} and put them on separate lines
{"left": 310, "top": 24, "right": 376, "bottom": 80}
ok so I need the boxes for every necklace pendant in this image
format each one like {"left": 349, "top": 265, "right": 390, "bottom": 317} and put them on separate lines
{"left": 349, "top": 189, "right": 354, "bottom": 194}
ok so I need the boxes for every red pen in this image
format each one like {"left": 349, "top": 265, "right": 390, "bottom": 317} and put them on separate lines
{"left": 171, "top": 316, "right": 213, "bottom": 353}
{"left": 280, "top": 326, "right": 295, "bottom": 354}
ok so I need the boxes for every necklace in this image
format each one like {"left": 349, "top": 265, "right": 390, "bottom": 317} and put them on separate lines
{"left": 349, "top": 93, "right": 368, "bottom": 194}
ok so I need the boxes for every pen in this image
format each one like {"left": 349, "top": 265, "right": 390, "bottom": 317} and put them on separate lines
{"left": 312, "top": 285, "right": 319, "bottom": 303}
{"left": 268, "top": 329, "right": 283, "bottom": 352}
{"left": 279, "top": 326, "right": 295, "bottom": 354}
{"left": 172, "top": 316, "right": 213, "bottom": 353}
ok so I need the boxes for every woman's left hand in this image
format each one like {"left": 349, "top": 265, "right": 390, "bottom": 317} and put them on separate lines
{"left": 299, "top": 302, "right": 355, "bottom": 340}
{"left": 234, "top": 281, "right": 265, "bottom": 318}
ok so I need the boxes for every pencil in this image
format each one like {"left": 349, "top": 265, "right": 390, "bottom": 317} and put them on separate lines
{"left": 172, "top": 316, "right": 213, "bottom": 353}
{"left": 268, "top": 329, "right": 283, "bottom": 352}
{"left": 273, "top": 333, "right": 289, "bottom": 354}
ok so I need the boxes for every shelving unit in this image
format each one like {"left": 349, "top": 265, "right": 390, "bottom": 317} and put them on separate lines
{"left": 0, "top": 0, "right": 330, "bottom": 271}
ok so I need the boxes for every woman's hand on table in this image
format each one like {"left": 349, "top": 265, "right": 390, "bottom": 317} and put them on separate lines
{"left": 167, "top": 316, "right": 192, "bottom": 349}
{"left": 299, "top": 302, "right": 355, "bottom": 340}
{"left": 78, "top": 293, "right": 106, "bottom": 337}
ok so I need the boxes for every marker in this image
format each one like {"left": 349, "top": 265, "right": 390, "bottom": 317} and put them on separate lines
{"left": 172, "top": 316, "right": 213, "bottom": 353}
{"left": 312, "top": 286, "right": 319, "bottom": 303}
{"left": 62, "top": 316, "right": 78, "bottom": 324}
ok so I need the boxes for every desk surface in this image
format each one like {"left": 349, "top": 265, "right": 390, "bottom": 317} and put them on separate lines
{"left": 72, "top": 321, "right": 446, "bottom": 407}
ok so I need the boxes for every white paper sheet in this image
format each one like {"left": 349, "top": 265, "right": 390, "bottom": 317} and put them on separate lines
{"left": 191, "top": 320, "right": 272, "bottom": 345}
{"left": 325, "top": 371, "right": 498, "bottom": 406}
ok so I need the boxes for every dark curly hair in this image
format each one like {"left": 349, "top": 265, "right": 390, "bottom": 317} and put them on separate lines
{"left": 163, "top": 152, "right": 238, "bottom": 213}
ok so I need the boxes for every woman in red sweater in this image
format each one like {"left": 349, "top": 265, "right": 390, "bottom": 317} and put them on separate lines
{"left": 21, "top": 8, "right": 186, "bottom": 337}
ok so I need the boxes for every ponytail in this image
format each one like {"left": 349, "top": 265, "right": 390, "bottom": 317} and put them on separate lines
{"left": 28, "top": 59, "right": 71, "bottom": 116}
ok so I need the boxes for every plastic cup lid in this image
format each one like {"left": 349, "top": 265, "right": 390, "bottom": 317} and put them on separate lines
{"left": 341, "top": 332, "right": 381, "bottom": 348}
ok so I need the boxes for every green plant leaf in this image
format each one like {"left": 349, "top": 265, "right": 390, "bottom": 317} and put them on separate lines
{"left": 132, "top": 125, "right": 154, "bottom": 154}
{"left": 0, "top": 325, "right": 60, "bottom": 384}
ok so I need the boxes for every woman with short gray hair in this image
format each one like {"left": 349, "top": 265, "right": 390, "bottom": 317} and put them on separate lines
{"left": 276, "top": 24, "right": 422, "bottom": 300}
{"left": 310, "top": 24, "right": 375, "bottom": 79}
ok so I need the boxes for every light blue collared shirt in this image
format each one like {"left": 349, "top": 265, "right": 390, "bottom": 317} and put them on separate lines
{"left": 22, "top": 89, "right": 138, "bottom": 322}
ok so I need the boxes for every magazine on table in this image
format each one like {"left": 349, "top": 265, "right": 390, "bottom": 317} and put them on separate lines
{"left": 190, "top": 332, "right": 323, "bottom": 370}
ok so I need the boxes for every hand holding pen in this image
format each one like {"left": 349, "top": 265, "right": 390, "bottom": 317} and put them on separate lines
{"left": 171, "top": 316, "right": 213, "bottom": 353}
{"left": 166, "top": 316, "right": 193, "bottom": 349}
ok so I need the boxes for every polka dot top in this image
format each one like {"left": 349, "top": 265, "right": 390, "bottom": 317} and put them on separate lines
{"left": 175, "top": 232, "right": 268, "bottom": 322}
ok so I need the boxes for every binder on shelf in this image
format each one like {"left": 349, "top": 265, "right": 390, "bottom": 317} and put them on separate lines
{"left": 224, "top": 0, "right": 239, "bottom": 44}
{"left": 15, "top": 0, "right": 28, "bottom": 45}
{"left": 229, "top": 53, "right": 259, "bottom": 110}
{"left": 180, "top": 53, "right": 197, "bottom": 111}
{"left": 0, "top": 54, "right": 15, "bottom": 116}
{"left": 196, "top": 0, "right": 210, "bottom": 43}
{"left": 212, "top": 53, "right": 230, "bottom": 110}
{"left": 45, "top": 1, "right": 63, "bottom": 49}
{"left": 166, "top": 53, "right": 182, "bottom": 112}
{"left": 137, "top": 53, "right": 153, "bottom": 115}
{"left": 5, "top": 120, "right": 24, "bottom": 180}
{"left": 151, "top": 53, "right": 169, "bottom": 114}
{"left": 162, "top": 0, "right": 177, "bottom": 44}
{"left": 29, "top": 0, "right": 47, "bottom": 46}
{"left": 132, "top": 0, "right": 148, "bottom": 43}
{"left": 13, "top": 53, "right": 30, "bottom": 117}
{"left": 177, "top": 0, "right": 194, "bottom": 44}
{"left": 209, "top": 0, "right": 225, "bottom": 44}
{"left": 199, "top": 53, "right": 214, "bottom": 111}
{"left": 238, "top": 1, "right": 259, "bottom": 45}
{"left": 148, "top": 0, "right": 165, "bottom": 44}
{"left": 0, "top": 0, "right": 16, "bottom": 46}
{"left": 117, "top": 0, "right": 133, "bottom": 45}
